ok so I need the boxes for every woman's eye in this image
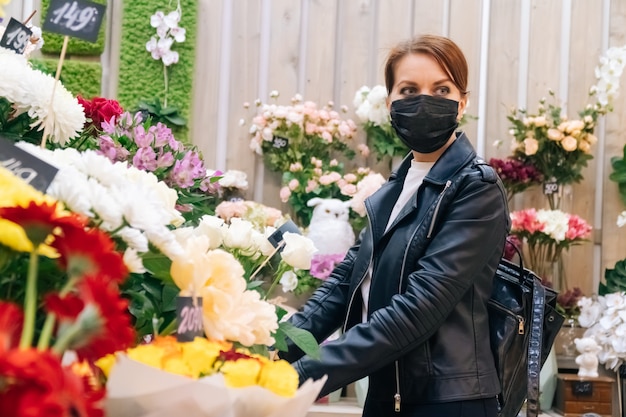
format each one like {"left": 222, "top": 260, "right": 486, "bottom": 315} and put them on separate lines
{"left": 399, "top": 86, "right": 418, "bottom": 96}
{"left": 434, "top": 86, "right": 450, "bottom": 96}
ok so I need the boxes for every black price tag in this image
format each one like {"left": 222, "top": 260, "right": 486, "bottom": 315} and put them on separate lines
{"left": 0, "top": 137, "right": 58, "bottom": 192}
{"left": 0, "top": 18, "right": 33, "bottom": 54}
{"left": 42, "top": 0, "right": 106, "bottom": 43}
{"left": 572, "top": 380, "right": 594, "bottom": 396}
{"left": 176, "top": 296, "right": 204, "bottom": 342}
{"left": 543, "top": 180, "right": 559, "bottom": 195}
{"left": 267, "top": 219, "right": 301, "bottom": 248}
{"left": 272, "top": 135, "right": 289, "bottom": 149}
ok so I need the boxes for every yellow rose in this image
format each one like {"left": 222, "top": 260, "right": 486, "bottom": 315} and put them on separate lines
{"left": 561, "top": 136, "right": 578, "bottom": 152}
{"left": 127, "top": 344, "right": 167, "bottom": 369}
{"left": 180, "top": 338, "right": 231, "bottom": 378}
{"left": 547, "top": 128, "right": 563, "bottom": 141}
{"left": 523, "top": 138, "right": 539, "bottom": 156}
{"left": 586, "top": 133, "right": 598, "bottom": 145}
{"left": 258, "top": 359, "right": 299, "bottom": 397}
{"left": 220, "top": 358, "right": 263, "bottom": 388}
{"left": 578, "top": 140, "right": 591, "bottom": 154}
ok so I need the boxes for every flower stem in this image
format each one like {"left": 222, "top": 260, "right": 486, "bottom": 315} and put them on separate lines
{"left": 19, "top": 250, "right": 39, "bottom": 349}
{"left": 37, "top": 276, "right": 78, "bottom": 350}
{"left": 51, "top": 321, "right": 82, "bottom": 355}
{"left": 163, "top": 64, "right": 169, "bottom": 108}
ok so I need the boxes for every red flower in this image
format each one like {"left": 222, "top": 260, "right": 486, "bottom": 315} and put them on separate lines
{"left": 78, "top": 96, "right": 124, "bottom": 129}
{"left": 52, "top": 226, "right": 128, "bottom": 282}
{"left": 43, "top": 293, "right": 84, "bottom": 320}
{"left": 0, "top": 302, "right": 23, "bottom": 354}
{"left": 68, "top": 276, "right": 135, "bottom": 362}
{"left": 0, "top": 348, "right": 105, "bottom": 417}
{"left": 0, "top": 202, "right": 85, "bottom": 248}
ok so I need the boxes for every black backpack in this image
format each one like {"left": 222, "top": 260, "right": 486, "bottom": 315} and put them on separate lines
{"left": 488, "top": 255, "right": 565, "bottom": 417}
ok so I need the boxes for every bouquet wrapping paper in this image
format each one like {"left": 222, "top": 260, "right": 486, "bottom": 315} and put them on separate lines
{"left": 105, "top": 354, "right": 326, "bottom": 417}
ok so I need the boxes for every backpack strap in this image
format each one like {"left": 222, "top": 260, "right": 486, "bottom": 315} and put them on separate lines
{"left": 526, "top": 277, "right": 546, "bottom": 417}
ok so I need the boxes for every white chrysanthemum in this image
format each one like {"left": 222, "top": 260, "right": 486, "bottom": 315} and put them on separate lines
{"left": 123, "top": 248, "right": 146, "bottom": 274}
{"left": 15, "top": 142, "right": 184, "bottom": 264}
{"left": 218, "top": 169, "right": 249, "bottom": 190}
{"left": 0, "top": 48, "right": 85, "bottom": 145}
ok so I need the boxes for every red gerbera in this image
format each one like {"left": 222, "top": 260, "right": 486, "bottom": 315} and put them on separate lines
{"left": 65, "top": 276, "right": 135, "bottom": 362}
{"left": 43, "top": 293, "right": 85, "bottom": 320}
{"left": 52, "top": 226, "right": 128, "bottom": 282}
{"left": 0, "top": 201, "right": 86, "bottom": 247}
{"left": 0, "top": 348, "right": 105, "bottom": 417}
{"left": 0, "top": 301, "right": 23, "bottom": 354}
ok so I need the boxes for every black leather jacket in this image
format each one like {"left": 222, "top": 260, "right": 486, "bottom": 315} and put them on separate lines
{"left": 283, "top": 133, "right": 511, "bottom": 407}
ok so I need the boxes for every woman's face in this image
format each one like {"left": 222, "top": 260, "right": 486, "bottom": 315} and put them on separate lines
{"left": 387, "top": 52, "right": 467, "bottom": 118}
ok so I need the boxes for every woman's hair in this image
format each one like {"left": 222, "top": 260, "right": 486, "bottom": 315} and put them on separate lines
{"left": 384, "top": 34, "right": 468, "bottom": 96}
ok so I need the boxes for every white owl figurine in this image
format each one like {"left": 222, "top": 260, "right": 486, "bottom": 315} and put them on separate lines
{"left": 306, "top": 197, "right": 356, "bottom": 255}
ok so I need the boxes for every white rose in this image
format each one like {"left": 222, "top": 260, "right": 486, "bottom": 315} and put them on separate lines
{"left": 280, "top": 232, "right": 317, "bottom": 269}
{"left": 222, "top": 218, "right": 255, "bottom": 249}
{"left": 197, "top": 215, "right": 225, "bottom": 248}
{"left": 279, "top": 270, "right": 299, "bottom": 292}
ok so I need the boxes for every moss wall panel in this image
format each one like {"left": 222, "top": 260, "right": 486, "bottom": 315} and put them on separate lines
{"left": 117, "top": 0, "right": 197, "bottom": 140}
{"left": 31, "top": 58, "right": 102, "bottom": 98}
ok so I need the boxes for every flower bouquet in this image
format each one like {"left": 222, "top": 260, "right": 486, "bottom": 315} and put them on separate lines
{"left": 504, "top": 44, "right": 626, "bottom": 208}
{"left": 509, "top": 208, "right": 592, "bottom": 290}
{"left": 99, "top": 337, "right": 326, "bottom": 417}
{"left": 488, "top": 157, "right": 543, "bottom": 203}
{"left": 246, "top": 92, "right": 357, "bottom": 173}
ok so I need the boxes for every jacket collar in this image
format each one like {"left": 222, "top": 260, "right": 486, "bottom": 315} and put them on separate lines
{"left": 389, "top": 132, "right": 476, "bottom": 186}
{"left": 365, "top": 132, "right": 476, "bottom": 242}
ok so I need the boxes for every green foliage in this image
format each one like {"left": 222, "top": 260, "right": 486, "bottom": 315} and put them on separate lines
{"left": 365, "top": 122, "right": 407, "bottom": 161}
{"left": 118, "top": 0, "right": 197, "bottom": 141}
{"left": 0, "top": 98, "right": 43, "bottom": 144}
{"left": 601, "top": 259, "right": 626, "bottom": 295}
{"left": 609, "top": 144, "right": 626, "bottom": 206}
{"left": 121, "top": 273, "right": 179, "bottom": 339}
{"left": 40, "top": 0, "right": 107, "bottom": 55}
{"left": 30, "top": 58, "right": 102, "bottom": 98}
{"left": 136, "top": 97, "right": 187, "bottom": 128}
{"left": 274, "top": 320, "right": 321, "bottom": 360}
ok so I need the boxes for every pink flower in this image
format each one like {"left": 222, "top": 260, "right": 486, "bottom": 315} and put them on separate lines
{"left": 288, "top": 179, "right": 299, "bottom": 191}
{"left": 305, "top": 180, "right": 318, "bottom": 193}
{"left": 310, "top": 253, "right": 345, "bottom": 280}
{"left": 279, "top": 186, "right": 291, "bottom": 202}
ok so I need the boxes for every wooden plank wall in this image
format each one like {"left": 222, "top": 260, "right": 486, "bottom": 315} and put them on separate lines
{"left": 5, "top": 0, "right": 625, "bottom": 296}
{"left": 187, "top": 0, "right": 626, "bottom": 296}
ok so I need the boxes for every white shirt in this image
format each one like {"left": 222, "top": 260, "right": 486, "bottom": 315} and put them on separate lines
{"left": 361, "top": 160, "right": 435, "bottom": 322}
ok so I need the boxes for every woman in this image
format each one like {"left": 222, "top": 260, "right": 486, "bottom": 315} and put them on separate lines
{"left": 282, "top": 34, "right": 510, "bottom": 417}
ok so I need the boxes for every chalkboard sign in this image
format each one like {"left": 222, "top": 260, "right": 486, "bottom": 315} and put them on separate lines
{"left": 272, "top": 135, "right": 289, "bottom": 149}
{"left": 0, "top": 137, "right": 58, "bottom": 192}
{"left": 267, "top": 219, "right": 301, "bottom": 249}
{"left": 42, "top": 0, "right": 106, "bottom": 43}
{"left": 0, "top": 18, "right": 33, "bottom": 54}
{"left": 176, "top": 296, "right": 204, "bottom": 342}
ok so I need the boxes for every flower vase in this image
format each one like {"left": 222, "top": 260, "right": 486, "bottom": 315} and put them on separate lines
{"left": 534, "top": 257, "right": 566, "bottom": 291}
{"left": 559, "top": 318, "right": 579, "bottom": 357}
{"left": 542, "top": 180, "right": 573, "bottom": 211}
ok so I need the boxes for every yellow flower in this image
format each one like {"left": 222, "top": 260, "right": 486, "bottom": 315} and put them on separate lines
{"left": 523, "top": 137, "right": 539, "bottom": 156}
{"left": 126, "top": 344, "right": 167, "bottom": 369}
{"left": 0, "top": 166, "right": 58, "bottom": 256}
{"left": 220, "top": 358, "right": 262, "bottom": 388}
{"left": 162, "top": 355, "right": 193, "bottom": 377}
{"left": 180, "top": 337, "right": 230, "bottom": 378}
{"left": 561, "top": 136, "right": 578, "bottom": 152}
{"left": 257, "top": 359, "right": 299, "bottom": 397}
{"left": 95, "top": 354, "right": 117, "bottom": 378}
{"left": 0, "top": 0, "right": 9, "bottom": 18}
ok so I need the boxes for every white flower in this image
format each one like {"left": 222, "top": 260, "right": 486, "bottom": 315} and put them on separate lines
{"left": 222, "top": 218, "right": 255, "bottom": 250}
{"left": 618, "top": 211, "right": 626, "bottom": 228}
{"left": 123, "top": 248, "right": 146, "bottom": 274}
{"left": 196, "top": 215, "right": 225, "bottom": 248}
{"left": 279, "top": 270, "right": 299, "bottom": 292}
{"left": 0, "top": 49, "right": 85, "bottom": 145}
{"left": 218, "top": 169, "right": 249, "bottom": 190}
{"left": 280, "top": 232, "right": 317, "bottom": 269}
{"left": 536, "top": 209, "right": 569, "bottom": 242}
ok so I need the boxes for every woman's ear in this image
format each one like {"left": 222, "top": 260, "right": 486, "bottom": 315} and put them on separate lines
{"left": 457, "top": 96, "right": 468, "bottom": 121}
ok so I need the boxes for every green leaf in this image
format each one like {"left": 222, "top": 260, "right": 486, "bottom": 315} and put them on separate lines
{"left": 162, "top": 282, "right": 180, "bottom": 312}
{"left": 277, "top": 321, "right": 321, "bottom": 360}
{"left": 142, "top": 252, "right": 173, "bottom": 282}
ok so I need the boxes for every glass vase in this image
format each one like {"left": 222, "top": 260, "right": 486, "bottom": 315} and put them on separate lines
{"left": 560, "top": 318, "right": 579, "bottom": 357}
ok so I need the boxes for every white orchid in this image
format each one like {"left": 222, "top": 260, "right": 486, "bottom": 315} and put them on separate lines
{"left": 146, "top": 2, "right": 186, "bottom": 67}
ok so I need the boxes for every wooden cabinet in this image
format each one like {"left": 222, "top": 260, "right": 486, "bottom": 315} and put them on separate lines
{"left": 553, "top": 374, "right": 614, "bottom": 417}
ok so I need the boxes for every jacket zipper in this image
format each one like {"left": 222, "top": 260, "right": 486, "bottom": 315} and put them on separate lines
{"left": 343, "top": 208, "right": 375, "bottom": 333}
{"left": 391, "top": 179, "right": 452, "bottom": 411}
{"left": 489, "top": 300, "right": 525, "bottom": 334}
{"left": 426, "top": 180, "right": 452, "bottom": 238}
{"left": 394, "top": 362, "right": 401, "bottom": 412}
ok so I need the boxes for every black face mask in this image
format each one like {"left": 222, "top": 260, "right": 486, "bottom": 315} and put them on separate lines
{"left": 390, "top": 95, "right": 459, "bottom": 153}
